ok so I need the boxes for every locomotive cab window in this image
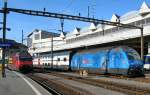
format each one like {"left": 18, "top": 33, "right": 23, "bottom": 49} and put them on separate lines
{"left": 19, "top": 57, "right": 32, "bottom": 61}
{"left": 58, "top": 58, "right": 60, "bottom": 61}
{"left": 64, "top": 57, "right": 67, "bottom": 62}
{"left": 126, "top": 50, "right": 140, "bottom": 60}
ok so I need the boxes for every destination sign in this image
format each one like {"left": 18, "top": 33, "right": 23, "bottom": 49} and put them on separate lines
{"left": 0, "top": 43, "right": 13, "bottom": 47}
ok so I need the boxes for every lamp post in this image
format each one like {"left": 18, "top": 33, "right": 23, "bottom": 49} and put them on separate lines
{"left": 140, "top": 25, "right": 144, "bottom": 61}
{"left": 2, "top": 0, "right": 8, "bottom": 78}
{"left": 50, "top": 19, "right": 64, "bottom": 70}
{"left": 101, "top": 22, "right": 105, "bottom": 35}
{"left": 51, "top": 35, "right": 53, "bottom": 69}
{"left": 22, "top": 30, "right": 24, "bottom": 44}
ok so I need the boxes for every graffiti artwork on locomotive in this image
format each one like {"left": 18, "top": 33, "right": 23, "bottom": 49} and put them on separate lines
{"left": 71, "top": 46, "right": 144, "bottom": 76}
{"left": 8, "top": 51, "right": 33, "bottom": 73}
{"left": 33, "top": 46, "right": 144, "bottom": 76}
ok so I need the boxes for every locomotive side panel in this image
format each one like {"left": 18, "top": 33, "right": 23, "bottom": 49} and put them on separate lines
{"left": 71, "top": 48, "right": 108, "bottom": 74}
{"left": 107, "top": 47, "right": 130, "bottom": 75}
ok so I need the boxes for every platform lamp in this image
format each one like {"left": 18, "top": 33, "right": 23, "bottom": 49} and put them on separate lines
{"left": 101, "top": 22, "right": 105, "bottom": 36}
{"left": 140, "top": 25, "right": 144, "bottom": 61}
{"left": 50, "top": 34, "right": 64, "bottom": 70}
{"left": 50, "top": 19, "right": 65, "bottom": 70}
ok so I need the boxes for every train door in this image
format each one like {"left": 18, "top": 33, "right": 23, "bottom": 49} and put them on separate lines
{"left": 107, "top": 48, "right": 121, "bottom": 74}
{"left": 69, "top": 51, "right": 77, "bottom": 71}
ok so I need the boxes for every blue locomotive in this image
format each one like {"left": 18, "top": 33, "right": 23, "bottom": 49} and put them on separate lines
{"left": 71, "top": 46, "right": 144, "bottom": 76}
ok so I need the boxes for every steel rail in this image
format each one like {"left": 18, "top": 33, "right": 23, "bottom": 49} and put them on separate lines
{"left": 27, "top": 73, "right": 93, "bottom": 95}
{"left": 48, "top": 72, "right": 150, "bottom": 95}
{"left": 28, "top": 74, "right": 63, "bottom": 95}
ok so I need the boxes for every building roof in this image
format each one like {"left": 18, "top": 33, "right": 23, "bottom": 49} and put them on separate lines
{"left": 27, "top": 29, "right": 60, "bottom": 37}
{"left": 73, "top": 27, "right": 80, "bottom": 35}
{"left": 111, "top": 14, "right": 120, "bottom": 22}
{"left": 139, "top": 2, "right": 150, "bottom": 15}
{"left": 27, "top": 29, "right": 38, "bottom": 37}
{"left": 89, "top": 23, "right": 98, "bottom": 30}
{"left": 27, "top": 2, "right": 150, "bottom": 40}
{"left": 59, "top": 32, "right": 65, "bottom": 39}
{"left": 120, "top": 11, "right": 140, "bottom": 21}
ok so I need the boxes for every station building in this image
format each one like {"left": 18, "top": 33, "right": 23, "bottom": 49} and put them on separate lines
{"left": 27, "top": 2, "right": 150, "bottom": 66}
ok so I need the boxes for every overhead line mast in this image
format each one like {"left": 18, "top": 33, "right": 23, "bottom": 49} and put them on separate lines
{"left": 1, "top": 0, "right": 7, "bottom": 78}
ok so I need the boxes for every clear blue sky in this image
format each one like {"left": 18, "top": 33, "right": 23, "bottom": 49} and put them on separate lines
{"left": 0, "top": 0, "right": 149, "bottom": 43}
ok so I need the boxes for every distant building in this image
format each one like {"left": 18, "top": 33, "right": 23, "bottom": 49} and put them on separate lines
{"left": 27, "top": 29, "right": 64, "bottom": 56}
{"left": 27, "top": 29, "right": 59, "bottom": 47}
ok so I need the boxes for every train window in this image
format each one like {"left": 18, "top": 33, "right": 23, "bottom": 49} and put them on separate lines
{"left": 58, "top": 58, "right": 60, "bottom": 61}
{"left": 34, "top": 34, "right": 40, "bottom": 40}
{"left": 64, "top": 58, "right": 67, "bottom": 62}
{"left": 127, "top": 54, "right": 134, "bottom": 60}
{"left": 145, "top": 56, "right": 150, "bottom": 64}
{"left": 45, "top": 63, "right": 47, "bottom": 66}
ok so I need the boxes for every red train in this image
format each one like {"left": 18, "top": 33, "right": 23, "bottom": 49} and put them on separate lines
{"left": 9, "top": 51, "right": 33, "bottom": 73}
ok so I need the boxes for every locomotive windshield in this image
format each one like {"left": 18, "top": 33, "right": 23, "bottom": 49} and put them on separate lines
{"left": 19, "top": 57, "right": 32, "bottom": 61}
{"left": 18, "top": 51, "right": 32, "bottom": 61}
{"left": 126, "top": 50, "right": 141, "bottom": 60}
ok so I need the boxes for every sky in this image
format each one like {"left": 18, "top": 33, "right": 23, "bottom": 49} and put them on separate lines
{"left": 0, "top": 0, "right": 150, "bottom": 43}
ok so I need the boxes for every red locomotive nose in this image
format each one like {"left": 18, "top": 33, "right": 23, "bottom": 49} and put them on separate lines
{"left": 9, "top": 52, "right": 33, "bottom": 73}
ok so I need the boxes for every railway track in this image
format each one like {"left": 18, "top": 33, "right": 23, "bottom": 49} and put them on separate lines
{"left": 27, "top": 73, "right": 93, "bottom": 95}
{"left": 28, "top": 74, "right": 62, "bottom": 95}
{"left": 47, "top": 72, "right": 150, "bottom": 95}
{"left": 27, "top": 74, "right": 63, "bottom": 95}
{"left": 92, "top": 73, "right": 150, "bottom": 84}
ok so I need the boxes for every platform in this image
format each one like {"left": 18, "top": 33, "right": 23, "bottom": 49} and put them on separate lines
{"left": 0, "top": 69, "right": 51, "bottom": 95}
